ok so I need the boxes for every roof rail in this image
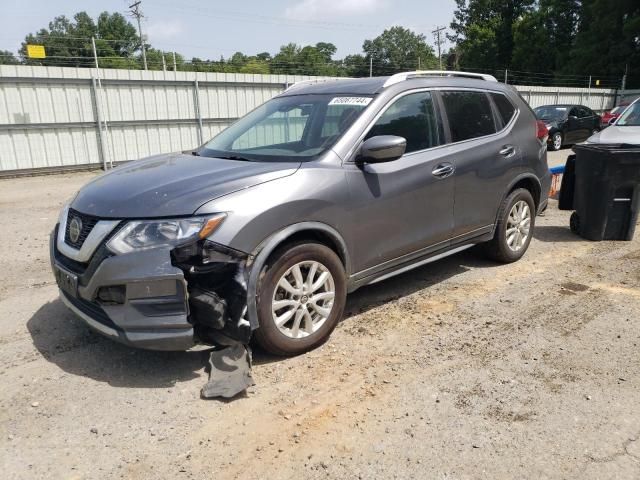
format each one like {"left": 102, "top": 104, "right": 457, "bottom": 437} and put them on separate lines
{"left": 284, "top": 78, "right": 346, "bottom": 92}
{"left": 382, "top": 70, "right": 498, "bottom": 88}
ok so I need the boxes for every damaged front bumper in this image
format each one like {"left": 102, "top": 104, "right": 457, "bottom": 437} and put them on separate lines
{"left": 50, "top": 225, "right": 252, "bottom": 351}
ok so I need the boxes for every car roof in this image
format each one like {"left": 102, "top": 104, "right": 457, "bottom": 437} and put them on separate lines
{"left": 279, "top": 72, "right": 511, "bottom": 97}
{"left": 536, "top": 104, "right": 580, "bottom": 108}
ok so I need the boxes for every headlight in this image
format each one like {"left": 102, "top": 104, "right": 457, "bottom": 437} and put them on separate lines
{"left": 545, "top": 124, "right": 552, "bottom": 130}
{"left": 107, "top": 213, "right": 226, "bottom": 255}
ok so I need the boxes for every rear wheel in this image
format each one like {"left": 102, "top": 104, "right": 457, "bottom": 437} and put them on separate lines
{"left": 570, "top": 212, "right": 580, "bottom": 235}
{"left": 253, "top": 242, "right": 346, "bottom": 356}
{"left": 549, "top": 132, "right": 563, "bottom": 151}
{"left": 482, "top": 188, "right": 536, "bottom": 263}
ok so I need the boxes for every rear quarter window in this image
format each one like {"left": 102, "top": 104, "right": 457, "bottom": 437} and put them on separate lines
{"left": 490, "top": 93, "right": 517, "bottom": 127}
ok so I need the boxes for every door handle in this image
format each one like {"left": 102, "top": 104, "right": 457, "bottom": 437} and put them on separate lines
{"left": 432, "top": 163, "right": 455, "bottom": 178}
{"left": 499, "top": 145, "right": 516, "bottom": 157}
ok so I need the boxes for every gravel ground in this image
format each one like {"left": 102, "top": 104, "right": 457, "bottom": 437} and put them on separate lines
{"left": 1, "top": 162, "right": 639, "bottom": 480}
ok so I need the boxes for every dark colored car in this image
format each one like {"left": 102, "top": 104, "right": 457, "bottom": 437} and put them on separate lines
{"left": 600, "top": 105, "right": 626, "bottom": 128}
{"left": 51, "top": 71, "right": 551, "bottom": 356}
{"left": 534, "top": 104, "right": 600, "bottom": 151}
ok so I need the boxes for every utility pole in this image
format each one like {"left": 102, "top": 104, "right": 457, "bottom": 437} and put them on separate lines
{"left": 129, "top": 1, "right": 147, "bottom": 70}
{"left": 621, "top": 63, "right": 628, "bottom": 91}
{"left": 91, "top": 37, "right": 113, "bottom": 170}
{"left": 432, "top": 26, "right": 446, "bottom": 70}
{"left": 369, "top": 56, "right": 373, "bottom": 77}
{"left": 172, "top": 52, "right": 177, "bottom": 72}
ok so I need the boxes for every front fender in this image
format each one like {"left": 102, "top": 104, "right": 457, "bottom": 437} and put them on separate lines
{"left": 244, "top": 222, "right": 350, "bottom": 329}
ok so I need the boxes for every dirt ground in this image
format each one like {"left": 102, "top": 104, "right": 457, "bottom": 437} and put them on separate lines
{"left": 1, "top": 153, "right": 639, "bottom": 479}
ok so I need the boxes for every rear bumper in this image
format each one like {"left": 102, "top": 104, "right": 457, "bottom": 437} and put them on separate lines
{"left": 51, "top": 229, "right": 195, "bottom": 351}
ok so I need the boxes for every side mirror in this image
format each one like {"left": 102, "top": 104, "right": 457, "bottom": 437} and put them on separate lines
{"left": 358, "top": 135, "right": 406, "bottom": 164}
{"left": 608, "top": 117, "right": 616, "bottom": 126}
{"left": 569, "top": 115, "right": 578, "bottom": 121}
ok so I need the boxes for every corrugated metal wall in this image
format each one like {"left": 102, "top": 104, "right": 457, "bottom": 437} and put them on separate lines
{"left": 514, "top": 85, "right": 616, "bottom": 111}
{"left": 0, "top": 65, "right": 624, "bottom": 173}
{"left": 0, "top": 65, "right": 323, "bottom": 173}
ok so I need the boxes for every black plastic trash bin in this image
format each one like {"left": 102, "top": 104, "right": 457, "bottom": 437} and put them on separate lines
{"left": 559, "top": 144, "right": 640, "bottom": 241}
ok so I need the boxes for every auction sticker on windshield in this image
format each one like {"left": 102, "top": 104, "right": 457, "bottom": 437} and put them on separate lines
{"left": 329, "top": 97, "right": 372, "bottom": 106}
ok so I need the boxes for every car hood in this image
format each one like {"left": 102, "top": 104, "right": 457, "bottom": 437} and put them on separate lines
{"left": 586, "top": 126, "right": 640, "bottom": 145}
{"left": 71, "top": 153, "right": 300, "bottom": 218}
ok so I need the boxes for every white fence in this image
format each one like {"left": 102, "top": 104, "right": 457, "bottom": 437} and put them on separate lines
{"left": 0, "top": 65, "right": 626, "bottom": 174}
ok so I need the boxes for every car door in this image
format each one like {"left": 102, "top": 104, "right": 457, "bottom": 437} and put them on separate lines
{"left": 565, "top": 107, "right": 581, "bottom": 143}
{"left": 574, "top": 106, "right": 591, "bottom": 141}
{"left": 343, "top": 90, "right": 455, "bottom": 275}
{"left": 438, "top": 90, "right": 519, "bottom": 238}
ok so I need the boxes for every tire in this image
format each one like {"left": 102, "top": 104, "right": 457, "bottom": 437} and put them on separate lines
{"left": 253, "top": 242, "right": 347, "bottom": 356}
{"left": 549, "top": 132, "right": 563, "bottom": 151}
{"left": 570, "top": 212, "right": 580, "bottom": 235}
{"left": 482, "top": 188, "right": 536, "bottom": 263}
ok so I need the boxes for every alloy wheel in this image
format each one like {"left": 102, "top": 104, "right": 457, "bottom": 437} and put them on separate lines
{"left": 506, "top": 200, "right": 532, "bottom": 252}
{"left": 271, "top": 261, "right": 335, "bottom": 339}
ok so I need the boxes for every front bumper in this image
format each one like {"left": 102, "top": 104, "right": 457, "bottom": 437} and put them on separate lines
{"left": 50, "top": 228, "right": 195, "bottom": 351}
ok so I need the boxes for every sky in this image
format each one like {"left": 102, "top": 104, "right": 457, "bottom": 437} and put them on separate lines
{"left": 0, "top": 0, "right": 457, "bottom": 59}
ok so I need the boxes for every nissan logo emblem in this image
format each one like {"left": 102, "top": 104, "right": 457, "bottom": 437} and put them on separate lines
{"left": 69, "top": 217, "right": 83, "bottom": 243}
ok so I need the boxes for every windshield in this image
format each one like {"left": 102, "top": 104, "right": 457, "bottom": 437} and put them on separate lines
{"left": 616, "top": 103, "right": 640, "bottom": 126}
{"left": 199, "top": 94, "right": 372, "bottom": 162}
{"left": 534, "top": 106, "right": 569, "bottom": 122}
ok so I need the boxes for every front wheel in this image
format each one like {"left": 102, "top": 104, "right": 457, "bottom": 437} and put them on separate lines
{"left": 253, "top": 242, "right": 347, "bottom": 356}
{"left": 481, "top": 188, "right": 536, "bottom": 263}
{"left": 549, "top": 132, "right": 563, "bottom": 151}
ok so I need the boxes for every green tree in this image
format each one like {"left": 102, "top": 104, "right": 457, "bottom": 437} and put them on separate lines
{"left": 271, "top": 43, "right": 302, "bottom": 74}
{"left": 511, "top": 0, "right": 581, "bottom": 80}
{"left": 342, "top": 54, "right": 369, "bottom": 77}
{"left": 562, "top": 0, "right": 639, "bottom": 87}
{"left": 19, "top": 11, "right": 140, "bottom": 68}
{"left": 239, "top": 59, "right": 270, "bottom": 74}
{"left": 362, "top": 26, "right": 438, "bottom": 75}
{"left": 270, "top": 42, "right": 341, "bottom": 75}
{"left": 449, "top": 0, "right": 534, "bottom": 71}
{"left": 0, "top": 49, "right": 20, "bottom": 65}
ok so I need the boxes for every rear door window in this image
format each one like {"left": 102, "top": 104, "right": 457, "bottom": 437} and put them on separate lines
{"left": 365, "top": 91, "right": 443, "bottom": 153}
{"left": 577, "top": 107, "right": 591, "bottom": 118}
{"left": 441, "top": 91, "right": 497, "bottom": 142}
{"left": 490, "top": 93, "right": 516, "bottom": 127}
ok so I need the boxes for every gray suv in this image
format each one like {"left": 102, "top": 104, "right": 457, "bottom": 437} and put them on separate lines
{"left": 51, "top": 71, "right": 551, "bottom": 355}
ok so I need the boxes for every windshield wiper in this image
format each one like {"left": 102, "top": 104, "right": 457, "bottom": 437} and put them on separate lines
{"left": 191, "top": 150, "right": 200, "bottom": 156}
{"left": 214, "top": 154, "right": 253, "bottom": 162}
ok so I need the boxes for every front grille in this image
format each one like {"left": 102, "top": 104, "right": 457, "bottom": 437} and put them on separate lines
{"left": 64, "top": 208, "right": 99, "bottom": 249}
{"left": 62, "top": 291, "right": 121, "bottom": 332}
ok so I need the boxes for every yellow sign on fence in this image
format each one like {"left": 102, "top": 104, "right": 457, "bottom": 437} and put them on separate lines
{"left": 26, "top": 45, "right": 46, "bottom": 59}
